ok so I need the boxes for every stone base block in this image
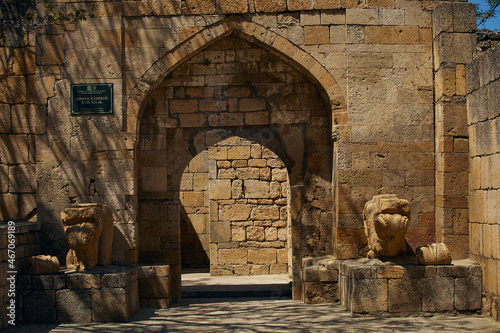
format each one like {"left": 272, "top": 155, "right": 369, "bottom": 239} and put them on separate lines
{"left": 302, "top": 255, "right": 340, "bottom": 304}
{"left": 17, "top": 266, "right": 138, "bottom": 323}
{"left": 483, "top": 293, "right": 500, "bottom": 321}
{"left": 137, "top": 265, "right": 171, "bottom": 308}
{"left": 339, "top": 258, "right": 482, "bottom": 315}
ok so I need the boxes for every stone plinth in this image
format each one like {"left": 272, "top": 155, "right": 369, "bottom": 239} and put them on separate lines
{"left": 137, "top": 265, "right": 171, "bottom": 308}
{"left": 17, "top": 266, "right": 138, "bottom": 323}
{"left": 340, "top": 259, "right": 482, "bottom": 315}
{"left": 301, "top": 255, "right": 340, "bottom": 304}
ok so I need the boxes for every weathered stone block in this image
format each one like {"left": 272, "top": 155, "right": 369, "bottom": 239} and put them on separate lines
{"left": 36, "top": 35, "right": 64, "bottom": 65}
{"left": 452, "top": 2, "right": 476, "bottom": 33}
{"left": 183, "top": 191, "right": 205, "bottom": 207}
{"left": 351, "top": 278, "right": 388, "bottom": 313}
{"left": 217, "top": 0, "right": 248, "bottom": 13}
{"left": 219, "top": 248, "right": 247, "bottom": 265}
{"left": 12, "top": 104, "right": 46, "bottom": 134}
{"left": 56, "top": 289, "right": 92, "bottom": 323}
{"left": 31, "top": 274, "right": 65, "bottom": 290}
{"left": 388, "top": 278, "right": 421, "bottom": 313}
{"left": 303, "top": 266, "right": 319, "bottom": 282}
{"left": 287, "top": 0, "right": 314, "bottom": 10}
{"left": 251, "top": 206, "right": 280, "bottom": 221}
{"left": 248, "top": 249, "right": 276, "bottom": 264}
{"left": 421, "top": 277, "right": 454, "bottom": 312}
{"left": 219, "top": 205, "right": 251, "bottom": 221}
{"left": 244, "top": 180, "right": 270, "bottom": 198}
{"left": 209, "top": 180, "right": 231, "bottom": 200}
{"left": 247, "top": 226, "right": 266, "bottom": 241}
{"left": 139, "top": 277, "right": 170, "bottom": 298}
{"left": 0, "top": 76, "right": 26, "bottom": 104}
{"left": 101, "top": 269, "right": 136, "bottom": 288}
{"left": 455, "top": 275, "right": 482, "bottom": 311}
{"left": 228, "top": 146, "right": 251, "bottom": 159}
{"left": 210, "top": 221, "right": 231, "bottom": 242}
{"left": 304, "top": 26, "right": 329, "bottom": 45}
{"left": 66, "top": 273, "right": 100, "bottom": 289}
{"left": 8, "top": 164, "right": 35, "bottom": 193}
{"left": 232, "top": 227, "right": 246, "bottom": 242}
{"left": 13, "top": 47, "right": 35, "bottom": 75}
{"left": 346, "top": 9, "right": 378, "bottom": 25}
{"left": 92, "top": 286, "right": 136, "bottom": 322}
{"left": 434, "top": 33, "right": 474, "bottom": 66}
{"left": 23, "top": 290, "right": 56, "bottom": 323}
{"left": 252, "top": 0, "right": 287, "bottom": 12}
{"left": 0, "top": 104, "right": 10, "bottom": 133}
{"left": 182, "top": 0, "right": 216, "bottom": 14}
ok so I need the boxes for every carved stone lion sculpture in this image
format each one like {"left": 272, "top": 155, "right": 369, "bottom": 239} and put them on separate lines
{"left": 62, "top": 203, "right": 114, "bottom": 271}
{"left": 363, "top": 194, "right": 410, "bottom": 258}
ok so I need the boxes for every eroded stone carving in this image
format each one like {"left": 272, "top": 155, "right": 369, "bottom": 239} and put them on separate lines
{"left": 416, "top": 242, "right": 452, "bottom": 265}
{"left": 363, "top": 194, "right": 410, "bottom": 258}
{"left": 62, "top": 203, "right": 114, "bottom": 271}
{"left": 25, "top": 255, "right": 60, "bottom": 275}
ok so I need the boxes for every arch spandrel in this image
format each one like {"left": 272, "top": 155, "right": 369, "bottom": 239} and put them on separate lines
{"left": 125, "top": 16, "right": 346, "bottom": 135}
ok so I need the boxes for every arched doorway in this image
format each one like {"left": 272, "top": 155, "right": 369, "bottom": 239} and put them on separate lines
{"left": 137, "top": 32, "right": 333, "bottom": 301}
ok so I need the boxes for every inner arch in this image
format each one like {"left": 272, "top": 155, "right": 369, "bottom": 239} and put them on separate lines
{"left": 137, "top": 33, "right": 333, "bottom": 300}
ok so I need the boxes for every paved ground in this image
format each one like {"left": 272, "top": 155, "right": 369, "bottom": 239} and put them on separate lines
{"left": 5, "top": 298, "right": 500, "bottom": 333}
{"left": 5, "top": 273, "right": 500, "bottom": 332}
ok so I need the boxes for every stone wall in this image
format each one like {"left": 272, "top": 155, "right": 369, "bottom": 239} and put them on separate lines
{"left": 0, "top": 222, "right": 40, "bottom": 328}
{"left": 0, "top": 2, "right": 38, "bottom": 225}
{"left": 138, "top": 33, "right": 331, "bottom": 292}
{"left": 208, "top": 137, "right": 290, "bottom": 276}
{"left": 16, "top": 266, "right": 139, "bottom": 323}
{"left": 432, "top": 1, "right": 476, "bottom": 261}
{"left": 340, "top": 259, "right": 482, "bottom": 315}
{"left": 467, "top": 44, "right": 500, "bottom": 321}
{"left": 0, "top": 0, "right": 473, "bottom": 302}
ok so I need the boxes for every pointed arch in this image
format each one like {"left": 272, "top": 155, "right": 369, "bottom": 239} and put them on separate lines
{"left": 124, "top": 16, "right": 346, "bottom": 134}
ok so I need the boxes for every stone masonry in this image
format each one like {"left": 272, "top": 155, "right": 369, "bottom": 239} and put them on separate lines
{"left": 0, "top": 0, "right": 494, "bottom": 320}
{"left": 340, "top": 258, "right": 482, "bottom": 315}
{"left": 0, "top": 222, "right": 40, "bottom": 328}
{"left": 16, "top": 266, "right": 139, "bottom": 323}
{"left": 208, "top": 136, "right": 290, "bottom": 276}
{"left": 467, "top": 44, "right": 500, "bottom": 321}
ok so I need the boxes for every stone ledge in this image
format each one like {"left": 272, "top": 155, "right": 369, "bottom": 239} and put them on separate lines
{"left": 339, "top": 258, "right": 482, "bottom": 315}
{"left": 17, "top": 266, "right": 138, "bottom": 323}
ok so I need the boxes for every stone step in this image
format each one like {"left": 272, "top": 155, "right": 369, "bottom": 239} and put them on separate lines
{"left": 181, "top": 272, "right": 292, "bottom": 299}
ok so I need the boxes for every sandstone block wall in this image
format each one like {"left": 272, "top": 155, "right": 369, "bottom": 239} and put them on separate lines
{"left": 432, "top": 2, "right": 476, "bottom": 260}
{"left": 208, "top": 137, "right": 290, "bottom": 276}
{"left": 467, "top": 44, "right": 500, "bottom": 321}
{"left": 0, "top": 0, "right": 474, "bottom": 302}
{"left": 0, "top": 4, "right": 37, "bottom": 226}
{"left": 0, "top": 222, "right": 40, "bottom": 328}
{"left": 138, "top": 33, "right": 331, "bottom": 291}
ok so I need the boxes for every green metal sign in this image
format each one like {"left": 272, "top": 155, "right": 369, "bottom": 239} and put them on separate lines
{"left": 71, "top": 83, "right": 113, "bottom": 115}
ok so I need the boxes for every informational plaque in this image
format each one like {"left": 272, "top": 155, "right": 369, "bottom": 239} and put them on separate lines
{"left": 71, "top": 83, "right": 113, "bottom": 115}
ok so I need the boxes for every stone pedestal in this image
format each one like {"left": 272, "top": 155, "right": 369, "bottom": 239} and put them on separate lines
{"left": 339, "top": 258, "right": 482, "bottom": 315}
{"left": 301, "top": 255, "right": 340, "bottom": 304}
{"left": 17, "top": 266, "right": 138, "bottom": 323}
{"left": 137, "top": 265, "right": 171, "bottom": 308}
